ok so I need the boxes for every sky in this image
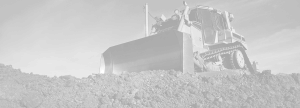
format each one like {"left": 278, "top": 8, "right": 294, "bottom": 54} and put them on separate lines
{"left": 0, "top": 0, "right": 300, "bottom": 78}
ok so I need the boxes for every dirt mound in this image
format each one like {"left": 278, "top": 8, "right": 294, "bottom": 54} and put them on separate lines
{"left": 1, "top": 63, "right": 300, "bottom": 108}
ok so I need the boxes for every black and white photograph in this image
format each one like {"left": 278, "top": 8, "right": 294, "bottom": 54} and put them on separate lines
{"left": 1, "top": 0, "right": 300, "bottom": 107}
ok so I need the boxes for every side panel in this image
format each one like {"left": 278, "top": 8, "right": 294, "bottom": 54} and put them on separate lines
{"left": 181, "top": 32, "right": 194, "bottom": 74}
{"left": 102, "top": 51, "right": 113, "bottom": 74}
{"left": 190, "top": 25, "right": 204, "bottom": 50}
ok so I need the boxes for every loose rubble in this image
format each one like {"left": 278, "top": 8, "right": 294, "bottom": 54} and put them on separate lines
{"left": 1, "top": 63, "right": 300, "bottom": 108}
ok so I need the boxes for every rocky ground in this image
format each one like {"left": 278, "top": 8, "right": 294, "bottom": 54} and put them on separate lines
{"left": 1, "top": 63, "right": 300, "bottom": 108}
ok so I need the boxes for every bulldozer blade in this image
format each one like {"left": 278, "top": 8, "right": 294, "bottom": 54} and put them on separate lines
{"left": 101, "top": 30, "right": 194, "bottom": 75}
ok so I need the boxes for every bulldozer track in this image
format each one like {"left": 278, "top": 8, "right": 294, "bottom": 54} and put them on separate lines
{"left": 200, "top": 44, "right": 242, "bottom": 60}
{"left": 198, "top": 43, "right": 255, "bottom": 73}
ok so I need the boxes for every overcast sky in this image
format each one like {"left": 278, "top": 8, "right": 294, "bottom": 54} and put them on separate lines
{"left": 1, "top": 0, "right": 300, "bottom": 78}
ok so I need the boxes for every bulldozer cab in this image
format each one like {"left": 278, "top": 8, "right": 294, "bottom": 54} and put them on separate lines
{"left": 152, "top": 5, "right": 237, "bottom": 46}
{"left": 189, "top": 6, "right": 229, "bottom": 45}
{"left": 189, "top": 6, "right": 229, "bottom": 30}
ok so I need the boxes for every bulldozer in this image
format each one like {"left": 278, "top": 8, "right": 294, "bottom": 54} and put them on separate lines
{"left": 100, "top": 3, "right": 254, "bottom": 75}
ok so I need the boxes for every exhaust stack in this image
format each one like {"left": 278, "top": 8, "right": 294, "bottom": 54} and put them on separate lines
{"left": 145, "top": 3, "right": 149, "bottom": 37}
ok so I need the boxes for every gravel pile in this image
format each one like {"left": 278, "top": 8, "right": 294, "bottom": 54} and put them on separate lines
{"left": 1, "top": 63, "right": 300, "bottom": 108}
